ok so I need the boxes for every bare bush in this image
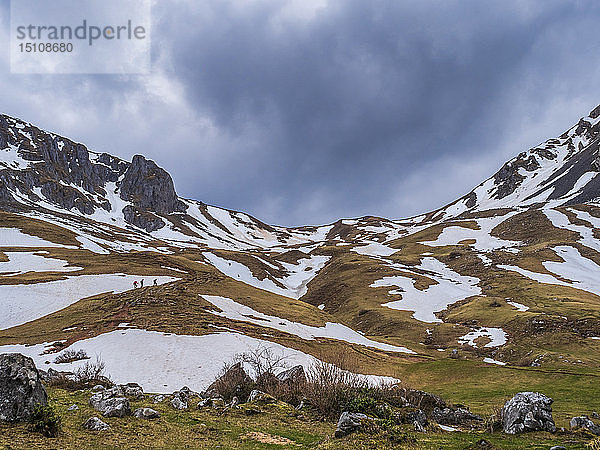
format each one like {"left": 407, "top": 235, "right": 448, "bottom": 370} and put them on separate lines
{"left": 303, "top": 353, "right": 369, "bottom": 418}
{"left": 48, "top": 356, "right": 110, "bottom": 391}
{"left": 212, "top": 347, "right": 405, "bottom": 416}
{"left": 235, "top": 346, "right": 289, "bottom": 381}
{"left": 209, "top": 361, "right": 253, "bottom": 402}
{"left": 74, "top": 356, "right": 106, "bottom": 382}
{"left": 54, "top": 349, "right": 89, "bottom": 364}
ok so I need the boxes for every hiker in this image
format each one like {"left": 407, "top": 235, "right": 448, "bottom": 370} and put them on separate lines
{"left": 133, "top": 281, "right": 138, "bottom": 288}
{"left": 140, "top": 279, "right": 144, "bottom": 288}
{"left": 153, "top": 279, "right": 157, "bottom": 286}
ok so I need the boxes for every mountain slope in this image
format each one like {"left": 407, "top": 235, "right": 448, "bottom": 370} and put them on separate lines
{"left": 0, "top": 106, "right": 600, "bottom": 397}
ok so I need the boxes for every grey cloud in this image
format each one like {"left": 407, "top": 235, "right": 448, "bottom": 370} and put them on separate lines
{"left": 2, "top": 0, "right": 600, "bottom": 225}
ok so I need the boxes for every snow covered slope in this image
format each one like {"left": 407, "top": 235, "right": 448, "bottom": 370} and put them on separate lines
{"left": 2, "top": 105, "right": 600, "bottom": 383}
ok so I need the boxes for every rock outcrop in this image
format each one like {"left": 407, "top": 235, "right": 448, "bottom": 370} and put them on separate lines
{"left": 432, "top": 407, "right": 482, "bottom": 425}
{"left": 84, "top": 416, "right": 110, "bottom": 431}
{"left": 133, "top": 407, "right": 160, "bottom": 419}
{"left": 89, "top": 387, "right": 132, "bottom": 418}
{"left": 570, "top": 416, "right": 600, "bottom": 435}
{"left": 501, "top": 392, "right": 556, "bottom": 434}
{"left": 0, "top": 353, "right": 48, "bottom": 422}
{"left": 276, "top": 365, "right": 306, "bottom": 384}
{"left": 119, "top": 154, "right": 187, "bottom": 230}
{"left": 334, "top": 411, "right": 373, "bottom": 438}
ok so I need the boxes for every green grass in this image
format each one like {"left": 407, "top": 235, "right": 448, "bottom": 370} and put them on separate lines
{"left": 0, "top": 386, "right": 595, "bottom": 449}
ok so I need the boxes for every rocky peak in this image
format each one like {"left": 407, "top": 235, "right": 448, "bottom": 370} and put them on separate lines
{"left": 119, "top": 155, "right": 187, "bottom": 215}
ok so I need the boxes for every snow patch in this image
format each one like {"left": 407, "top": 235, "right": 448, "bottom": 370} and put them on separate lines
{"left": 202, "top": 295, "right": 415, "bottom": 354}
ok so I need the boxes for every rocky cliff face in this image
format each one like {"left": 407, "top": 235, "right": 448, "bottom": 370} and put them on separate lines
{"left": 0, "top": 115, "right": 187, "bottom": 231}
{"left": 119, "top": 155, "right": 187, "bottom": 231}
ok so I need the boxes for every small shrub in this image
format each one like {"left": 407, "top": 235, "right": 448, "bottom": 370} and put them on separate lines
{"left": 48, "top": 356, "right": 110, "bottom": 391}
{"left": 210, "top": 361, "right": 254, "bottom": 402}
{"left": 54, "top": 349, "right": 89, "bottom": 364}
{"left": 236, "top": 346, "right": 289, "bottom": 381}
{"left": 74, "top": 356, "right": 106, "bottom": 382}
{"left": 342, "top": 392, "right": 379, "bottom": 415}
{"left": 30, "top": 404, "right": 61, "bottom": 437}
{"left": 302, "top": 354, "right": 369, "bottom": 419}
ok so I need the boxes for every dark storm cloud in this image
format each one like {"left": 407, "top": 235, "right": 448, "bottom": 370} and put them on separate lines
{"left": 154, "top": 0, "right": 600, "bottom": 224}
{"left": 3, "top": 0, "right": 600, "bottom": 225}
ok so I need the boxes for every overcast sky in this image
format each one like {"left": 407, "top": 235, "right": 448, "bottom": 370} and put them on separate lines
{"left": 2, "top": 0, "right": 600, "bottom": 226}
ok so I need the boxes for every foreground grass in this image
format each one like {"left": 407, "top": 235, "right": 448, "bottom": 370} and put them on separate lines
{"left": 0, "top": 386, "right": 596, "bottom": 449}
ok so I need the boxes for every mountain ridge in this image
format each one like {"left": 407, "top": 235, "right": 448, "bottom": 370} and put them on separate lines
{"left": 1, "top": 104, "right": 600, "bottom": 403}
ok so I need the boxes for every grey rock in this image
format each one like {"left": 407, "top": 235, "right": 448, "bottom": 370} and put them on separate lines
{"left": 89, "top": 386, "right": 124, "bottom": 410}
{"left": 153, "top": 394, "right": 167, "bottom": 404}
{"left": 248, "top": 389, "right": 266, "bottom": 402}
{"left": 334, "top": 411, "right": 372, "bottom": 438}
{"left": 592, "top": 155, "right": 600, "bottom": 172}
{"left": 120, "top": 382, "right": 144, "bottom": 399}
{"left": 172, "top": 386, "right": 194, "bottom": 401}
{"left": 99, "top": 397, "right": 131, "bottom": 418}
{"left": 406, "top": 409, "right": 428, "bottom": 430}
{"left": 84, "top": 416, "right": 110, "bottom": 431}
{"left": 171, "top": 396, "right": 188, "bottom": 410}
{"left": 122, "top": 205, "right": 165, "bottom": 232}
{"left": 91, "top": 385, "right": 105, "bottom": 392}
{"left": 414, "top": 420, "right": 426, "bottom": 432}
{"left": 120, "top": 154, "right": 187, "bottom": 217}
{"left": 570, "top": 416, "right": 600, "bottom": 435}
{"left": 68, "top": 404, "right": 79, "bottom": 411}
{"left": 501, "top": 392, "right": 556, "bottom": 434}
{"left": 0, "top": 353, "right": 48, "bottom": 422}
{"left": 432, "top": 407, "right": 482, "bottom": 425}
{"left": 549, "top": 446, "right": 567, "bottom": 450}
{"left": 89, "top": 388, "right": 131, "bottom": 417}
{"left": 276, "top": 365, "right": 306, "bottom": 384}
{"left": 197, "top": 398, "right": 211, "bottom": 408}
{"left": 133, "top": 407, "right": 160, "bottom": 419}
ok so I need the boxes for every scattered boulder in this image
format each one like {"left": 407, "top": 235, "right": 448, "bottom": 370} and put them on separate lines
{"left": 67, "top": 404, "right": 79, "bottom": 411}
{"left": 550, "top": 446, "right": 567, "bottom": 450}
{"left": 100, "top": 398, "right": 132, "bottom": 418}
{"left": 120, "top": 383, "right": 144, "bottom": 399}
{"left": 432, "top": 407, "right": 482, "bottom": 425}
{"left": 133, "top": 407, "right": 160, "bottom": 419}
{"left": 171, "top": 397, "right": 188, "bottom": 410}
{"left": 153, "top": 394, "right": 167, "bottom": 404}
{"left": 407, "top": 409, "right": 428, "bottom": 432}
{"left": 84, "top": 416, "right": 110, "bottom": 431}
{"left": 247, "top": 389, "right": 275, "bottom": 403}
{"left": 89, "top": 388, "right": 131, "bottom": 417}
{"left": 276, "top": 365, "right": 306, "bottom": 384}
{"left": 501, "top": 392, "right": 556, "bottom": 434}
{"left": 91, "top": 385, "right": 105, "bottom": 392}
{"left": 197, "top": 398, "right": 211, "bottom": 408}
{"left": 39, "top": 367, "right": 64, "bottom": 383}
{"left": 0, "top": 353, "right": 48, "bottom": 422}
{"left": 334, "top": 411, "right": 373, "bottom": 438}
{"left": 570, "top": 416, "right": 600, "bottom": 435}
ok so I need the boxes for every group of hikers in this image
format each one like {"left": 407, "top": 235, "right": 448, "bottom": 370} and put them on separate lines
{"left": 133, "top": 279, "right": 158, "bottom": 289}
